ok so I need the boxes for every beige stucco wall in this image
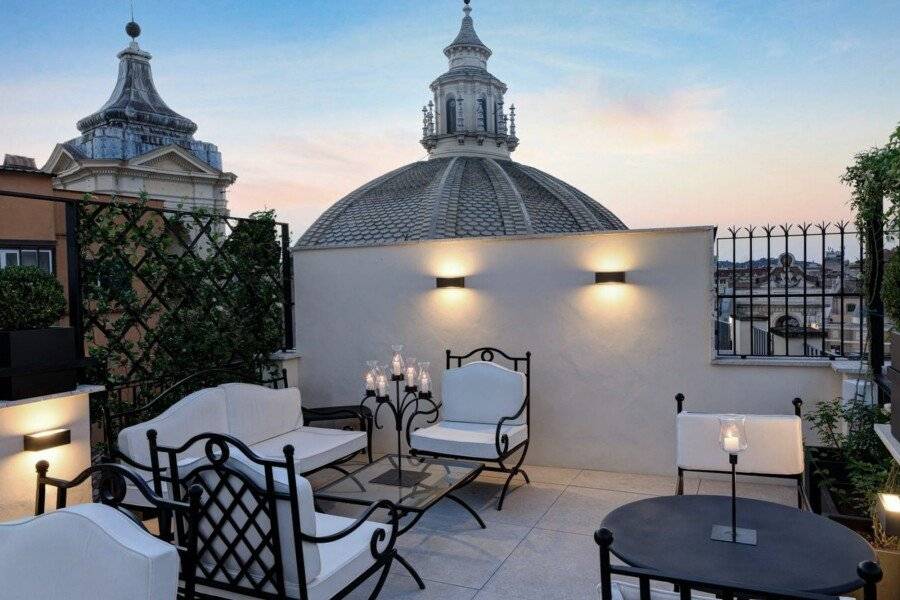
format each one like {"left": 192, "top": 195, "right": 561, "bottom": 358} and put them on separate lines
{"left": 293, "top": 227, "right": 842, "bottom": 475}
{"left": 0, "top": 387, "right": 97, "bottom": 520}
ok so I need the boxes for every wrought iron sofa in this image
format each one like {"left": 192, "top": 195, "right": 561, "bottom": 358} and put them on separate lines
{"left": 674, "top": 393, "right": 806, "bottom": 507}
{"left": 407, "top": 347, "right": 531, "bottom": 510}
{"left": 595, "top": 527, "right": 882, "bottom": 600}
{"left": 149, "top": 431, "right": 400, "bottom": 599}
{"left": 25, "top": 460, "right": 202, "bottom": 599}
{"left": 113, "top": 380, "right": 369, "bottom": 509}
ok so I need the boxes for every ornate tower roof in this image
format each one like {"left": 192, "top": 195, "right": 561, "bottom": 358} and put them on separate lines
{"left": 444, "top": 0, "right": 492, "bottom": 60}
{"left": 62, "top": 21, "right": 222, "bottom": 170}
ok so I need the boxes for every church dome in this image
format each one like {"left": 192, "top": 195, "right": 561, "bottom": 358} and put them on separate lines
{"left": 297, "top": 1, "right": 626, "bottom": 249}
{"left": 297, "top": 157, "right": 625, "bottom": 248}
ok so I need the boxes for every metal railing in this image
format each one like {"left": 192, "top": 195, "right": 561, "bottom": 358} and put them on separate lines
{"left": 714, "top": 222, "right": 896, "bottom": 359}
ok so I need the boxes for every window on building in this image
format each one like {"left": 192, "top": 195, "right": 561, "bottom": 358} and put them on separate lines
{"left": 0, "top": 246, "right": 54, "bottom": 273}
{"left": 446, "top": 98, "right": 457, "bottom": 134}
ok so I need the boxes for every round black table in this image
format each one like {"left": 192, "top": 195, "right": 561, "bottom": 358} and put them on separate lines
{"left": 601, "top": 495, "right": 875, "bottom": 595}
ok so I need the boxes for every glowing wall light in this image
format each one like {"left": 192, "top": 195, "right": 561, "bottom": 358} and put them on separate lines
{"left": 877, "top": 493, "right": 900, "bottom": 536}
{"left": 594, "top": 271, "right": 626, "bottom": 284}
{"left": 436, "top": 276, "right": 465, "bottom": 288}
{"left": 23, "top": 428, "right": 71, "bottom": 452}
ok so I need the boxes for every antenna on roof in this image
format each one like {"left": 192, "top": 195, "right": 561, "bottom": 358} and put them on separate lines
{"left": 125, "top": 0, "right": 141, "bottom": 40}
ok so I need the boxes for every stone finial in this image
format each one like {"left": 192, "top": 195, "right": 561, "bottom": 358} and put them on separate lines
{"left": 422, "top": 105, "right": 430, "bottom": 137}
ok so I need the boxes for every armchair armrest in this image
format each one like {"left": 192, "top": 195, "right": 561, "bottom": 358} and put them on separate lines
{"left": 299, "top": 499, "right": 400, "bottom": 561}
{"left": 404, "top": 398, "right": 443, "bottom": 447}
{"left": 494, "top": 398, "right": 528, "bottom": 457}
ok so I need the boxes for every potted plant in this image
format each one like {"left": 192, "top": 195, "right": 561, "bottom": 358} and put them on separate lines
{"left": 806, "top": 398, "right": 899, "bottom": 597}
{"left": 0, "top": 265, "right": 78, "bottom": 400}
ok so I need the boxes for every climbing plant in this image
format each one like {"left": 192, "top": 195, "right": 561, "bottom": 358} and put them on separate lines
{"left": 78, "top": 193, "right": 288, "bottom": 419}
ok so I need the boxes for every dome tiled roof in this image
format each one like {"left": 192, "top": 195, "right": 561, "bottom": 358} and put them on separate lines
{"left": 296, "top": 157, "right": 626, "bottom": 248}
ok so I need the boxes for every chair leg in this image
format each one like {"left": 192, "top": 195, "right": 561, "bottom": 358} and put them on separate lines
{"left": 368, "top": 553, "right": 396, "bottom": 599}
{"left": 394, "top": 553, "right": 426, "bottom": 590}
{"left": 497, "top": 443, "right": 529, "bottom": 511}
{"left": 676, "top": 468, "right": 684, "bottom": 495}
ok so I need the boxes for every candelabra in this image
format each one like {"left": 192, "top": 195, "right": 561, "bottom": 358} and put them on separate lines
{"left": 360, "top": 348, "right": 438, "bottom": 486}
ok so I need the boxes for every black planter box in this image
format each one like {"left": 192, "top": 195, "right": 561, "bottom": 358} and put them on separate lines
{"left": 806, "top": 447, "right": 873, "bottom": 535}
{"left": 0, "top": 328, "right": 78, "bottom": 401}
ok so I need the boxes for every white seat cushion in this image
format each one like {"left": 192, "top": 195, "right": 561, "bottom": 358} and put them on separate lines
{"left": 220, "top": 383, "right": 303, "bottom": 445}
{"left": 676, "top": 412, "right": 804, "bottom": 475}
{"left": 0, "top": 504, "right": 178, "bottom": 600}
{"left": 118, "top": 387, "right": 230, "bottom": 469}
{"left": 442, "top": 361, "right": 527, "bottom": 425}
{"left": 410, "top": 420, "right": 528, "bottom": 459}
{"left": 305, "top": 513, "right": 389, "bottom": 600}
{"left": 249, "top": 426, "right": 366, "bottom": 474}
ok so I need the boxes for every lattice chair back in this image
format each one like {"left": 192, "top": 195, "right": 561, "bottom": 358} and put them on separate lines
{"left": 149, "top": 431, "right": 320, "bottom": 599}
{"left": 31, "top": 460, "right": 202, "bottom": 599}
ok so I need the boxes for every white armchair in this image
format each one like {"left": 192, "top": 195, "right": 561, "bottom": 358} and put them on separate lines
{"left": 0, "top": 503, "right": 179, "bottom": 600}
{"left": 408, "top": 347, "right": 531, "bottom": 510}
{"left": 674, "top": 393, "right": 806, "bottom": 507}
{"left": 114, "top": 382, "right": 367, "bottom": 508}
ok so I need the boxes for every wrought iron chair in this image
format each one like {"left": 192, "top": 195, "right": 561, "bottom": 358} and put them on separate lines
{"left": 674, "top": 393, "right": 807, "bottom": 508}
{"left": 148, "top": 431, "right": 400, "bottom": 599}
{"left": 407, "top": 347, "right": 531, "bottom": 510}
{"left": 595, "top": 527, "right": 882, "bottom": 600}
{"left": 28, "top": 460, "right": 202, "bottom": 599}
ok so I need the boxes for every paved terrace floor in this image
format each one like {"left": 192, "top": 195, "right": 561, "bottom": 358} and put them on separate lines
{"left": 308, "top": 458, "right": 798, "bottom": 600}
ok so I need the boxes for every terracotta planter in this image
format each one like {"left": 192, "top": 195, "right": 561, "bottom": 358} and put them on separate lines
{"left": 851, "top": 548, "right": 900, "bottom": 600}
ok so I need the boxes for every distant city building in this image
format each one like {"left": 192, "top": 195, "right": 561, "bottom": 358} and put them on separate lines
{"left": 42, "top": 21, "right": 235, "bottom": 213}
{"left": 298, "top": 1, "right": 625, "bottom": 248}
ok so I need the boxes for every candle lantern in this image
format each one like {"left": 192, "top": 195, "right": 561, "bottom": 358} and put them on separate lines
{"left": 390, "top": 345, "right": 405, "bottom": 377}
{"left": 417, "top": 362, "right": 431, "bottom": 395}
{"left": 711, "top": 414, "right": 755, "bottom": 545}
{"left": 374, "top": 364, "right": 389, "bottom": 398}
{"left": 404, "top": 357, "right": 418, "bottom": 390}
{"left": 718, "top": 415, "right": 748, "bottom": 454}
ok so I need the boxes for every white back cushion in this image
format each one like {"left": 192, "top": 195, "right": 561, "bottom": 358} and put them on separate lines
{"left": 441, "top": 361, "right": 527, "bottom": 425}
{"left": 0, "top": 504, "right": 178, "bottom": 599}
{"left": 195, "top": 454, "right": 321, "bottom": 587}
{"left": 220, "top": 383, "right": 303, "bottom": 445}
{"left": 118, "top": 387, "right": 229, "bottom": 468}
{"left": 676, "top": 412, "right": 804, "bottom": 475}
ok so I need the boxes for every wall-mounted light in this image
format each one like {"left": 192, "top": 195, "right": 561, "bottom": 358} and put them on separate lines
{"left": 23, "top": 428, "right": 71, "bottom": 452}
{"left": 436, "top": 276, "right": 465, "bottom": 288}
{"left": 877, "top": 493, "right": 900, "bottom": 536}
{"left": 594, "top": 271, "right": 626, "bottom": 284}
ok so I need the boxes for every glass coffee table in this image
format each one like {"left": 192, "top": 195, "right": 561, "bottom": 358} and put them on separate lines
{"left": 316, "top": 453, "right": 485, "bottom": 589}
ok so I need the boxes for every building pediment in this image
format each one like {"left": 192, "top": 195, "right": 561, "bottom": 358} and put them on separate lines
{"left": 42, "top": 144, "right": 82, "bottom": 175}
{"left": 129, "top": 145, "right": 219, "bottom": 175}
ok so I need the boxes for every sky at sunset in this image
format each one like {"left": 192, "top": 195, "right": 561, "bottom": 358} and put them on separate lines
{"left": 1, "top": 1, "right": 899, "bottom": 238}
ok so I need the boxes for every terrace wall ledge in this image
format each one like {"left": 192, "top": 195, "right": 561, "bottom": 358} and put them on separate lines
{"left": 711, "top": 357, "right": 834, "bottom": 368}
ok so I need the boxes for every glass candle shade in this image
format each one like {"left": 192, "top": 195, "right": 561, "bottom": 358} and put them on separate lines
{"left": 405, "top": 357, "right": 418, "bottom": 385}
{"left": 718, "top": 415, "right": 748, "bottom": 454}
{"left": 391, "top": 345, "right": 405, "bottom": 376}
{"left": 374, "top": 364, "right": 389, "bottom": 397}
{"left": 418, "top": 362, "right": 431, "bottom": 394}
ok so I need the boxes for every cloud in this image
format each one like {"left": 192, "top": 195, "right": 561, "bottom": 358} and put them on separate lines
{"left": 517, "top": 78, "right": 726, "bottom": 160}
